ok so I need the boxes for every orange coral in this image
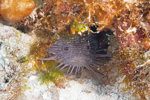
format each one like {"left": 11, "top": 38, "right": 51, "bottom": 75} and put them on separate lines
{"left": 0, "top": 0, "right": 35, "bottom": 22}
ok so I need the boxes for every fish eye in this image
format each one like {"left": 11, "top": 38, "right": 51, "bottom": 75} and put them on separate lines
{"left": 64, "top": 46, "right": 69, "bottom": 51}
{"left": 87, "top": 46, "right": 90, "bottom": 49}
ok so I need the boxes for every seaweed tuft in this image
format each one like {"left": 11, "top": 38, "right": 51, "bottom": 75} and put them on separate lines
{"left": 38, "top": 61, "right": 64, "bottom": 84}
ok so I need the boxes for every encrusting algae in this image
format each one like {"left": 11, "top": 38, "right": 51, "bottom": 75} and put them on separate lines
{"left": 14, "top": 0, "right": 127, "bottom": 34}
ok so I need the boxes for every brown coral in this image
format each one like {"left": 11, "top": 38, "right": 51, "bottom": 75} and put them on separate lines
{"left": 0, "top": 0, "right": 35, "bottom": 22}
{"left": 17, "top": 0, "right": 126, "bottom": 34}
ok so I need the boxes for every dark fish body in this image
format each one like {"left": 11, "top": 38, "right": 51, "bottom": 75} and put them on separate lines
{"left": 41, "top": 30, "right": 112, "bottom": 74}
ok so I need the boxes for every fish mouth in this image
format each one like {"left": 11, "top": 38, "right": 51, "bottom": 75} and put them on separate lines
{"left": 71, "top": 59, "right": 88, "bottom": 62}
{"left": 70, "top": 56, "right": 90, "bottom": 63}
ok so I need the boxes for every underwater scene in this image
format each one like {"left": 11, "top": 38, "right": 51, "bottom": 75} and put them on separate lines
{"left": 0, "top": 0, "right": 150, "bottom": 100}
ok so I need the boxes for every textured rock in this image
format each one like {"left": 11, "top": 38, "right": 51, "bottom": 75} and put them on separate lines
{"left": 0, "top": 23, "right": 135, "bottom": 100}
{"left": 0, "top": 22, "right": 137, "bottom": 100}
{"left": 0, "top": 24, "right": 35, "bottom": 100}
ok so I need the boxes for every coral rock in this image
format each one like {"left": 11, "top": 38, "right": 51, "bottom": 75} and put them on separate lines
{"left": 0, "top": 0, "right": 35, "bottom": 22}
{"left": 146, "top": 12, "right": 150, "bottom": 23}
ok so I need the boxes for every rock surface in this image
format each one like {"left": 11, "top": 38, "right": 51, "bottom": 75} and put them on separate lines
{"left": 18, "top": 75, "right": 133, "bottom": 100}
{"left": 0, "top": 24, "right": 134, "bottom": 100}
{"left": 0, "top": 24, "right": 35, "bottom": 100}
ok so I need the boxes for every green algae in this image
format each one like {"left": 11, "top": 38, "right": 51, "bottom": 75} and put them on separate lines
{"left": 38, "top": 61, "right": 64, "bottom": 84}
